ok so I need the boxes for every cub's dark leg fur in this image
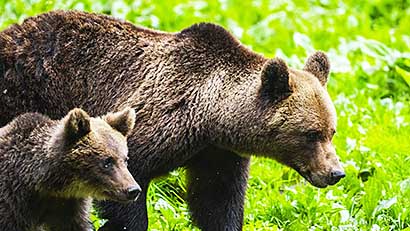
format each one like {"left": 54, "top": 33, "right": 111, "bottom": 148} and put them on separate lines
{"left": 0, "top": 216, "right": 25, "bottom": 231}
{"left": 48, "top": 218, "right": 91, "bottom": 231}
{"left": 97, "top": 181, "right": 149, "bottom": 231}
{"left": 43, "top": 198, "right": 92, "bottom": 231}
{"left": 0, "top": 194, "right": 30, "bottom": 231}
{"left": 186, "top": 146, "right": 250, "bottom": 231}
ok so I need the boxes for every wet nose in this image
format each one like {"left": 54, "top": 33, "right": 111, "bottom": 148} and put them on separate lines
{"left": 126, "top": 185, "right": 141, "bottom": 201}
{"left": 330, "top": 170, "right": 345, "bottom": 184}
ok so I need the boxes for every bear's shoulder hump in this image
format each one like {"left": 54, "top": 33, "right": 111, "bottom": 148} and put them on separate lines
{"left": 179, "top": 23, "right": 240, "bottom": 47}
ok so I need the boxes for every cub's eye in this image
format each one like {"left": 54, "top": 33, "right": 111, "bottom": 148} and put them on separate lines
{"left": 102, "top": 157, "right": 114, "bottom": 170}
{"left": 306, "top": 131, "right": 323, "bottom": 142}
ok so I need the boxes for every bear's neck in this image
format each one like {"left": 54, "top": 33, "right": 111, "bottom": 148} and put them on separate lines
{"left": 19, "top": 123, "right": 72, "bottom": 194}
{"left": 203, "top": 64, "right": 282, "bottom": 154}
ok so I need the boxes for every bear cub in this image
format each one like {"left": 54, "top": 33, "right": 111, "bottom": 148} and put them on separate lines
{"left": 0, "top": 107, "right": 140, "bottom": 231}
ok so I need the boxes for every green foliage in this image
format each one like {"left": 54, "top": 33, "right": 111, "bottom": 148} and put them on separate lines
{"left": 1, "top": 0, "right": 409, "bottom": 230}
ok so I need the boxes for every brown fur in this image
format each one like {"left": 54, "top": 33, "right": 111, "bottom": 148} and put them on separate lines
{"left": 0, "top": 11, "right": 343, "bottom": 230}
{"left": 0, "top": 108, "right": 139, "bottom": 230}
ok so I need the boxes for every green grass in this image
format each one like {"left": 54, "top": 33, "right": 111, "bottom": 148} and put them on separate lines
{"left": 1, "top": 0, "right": 410, "bottom": 230}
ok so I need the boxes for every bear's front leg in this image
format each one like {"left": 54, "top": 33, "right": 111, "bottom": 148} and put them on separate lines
{"left": 96, "top": 181, "right": 149, "bottom": 231}
{"left": 186, "top": 146, "right": 250, "bottom": 231}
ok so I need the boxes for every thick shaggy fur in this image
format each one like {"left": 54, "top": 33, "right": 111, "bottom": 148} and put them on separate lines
{"left": 0, "top": 108, "right": 138, "bottom": 231}
{"left": 0, "top": 11, "right": 343, "bottom": 231}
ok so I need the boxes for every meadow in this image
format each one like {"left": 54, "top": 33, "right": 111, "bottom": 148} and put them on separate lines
{"left": 1, "top": 0, "right": 409, "bottom": 230}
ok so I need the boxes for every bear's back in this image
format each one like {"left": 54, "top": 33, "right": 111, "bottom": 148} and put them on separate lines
{"left": 0, "top": 113, "right": 51, "bottom": 148}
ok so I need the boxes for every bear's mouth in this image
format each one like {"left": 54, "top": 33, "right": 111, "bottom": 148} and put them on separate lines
{"left": 102, "top": 190, "right": 133, "bottom": 203}
{"left": 296, "top": 170, "right": 329, "bottom": 188}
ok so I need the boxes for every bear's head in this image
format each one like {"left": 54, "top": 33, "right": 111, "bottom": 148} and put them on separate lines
{"left": 216, "top": 51, "right": 344, "bottom": 188}
{"left": 49, "top": 107, "right": 141, "bottom": 202}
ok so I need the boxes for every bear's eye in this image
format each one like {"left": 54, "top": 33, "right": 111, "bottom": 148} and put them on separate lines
{"left": 102, "top": 157, "right": 114, "bottom": 169}
{"left": 306, "top": 131, "right": 323, "bottom": 142}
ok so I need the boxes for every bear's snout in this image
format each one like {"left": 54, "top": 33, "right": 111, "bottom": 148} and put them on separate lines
{"left": 126, "top": 185, "right": 142, "bottom": 201}
{"left": 329, "top": 170, "right": 345, "bottom": 185}
{"left": 298, "top": 166, "right": 345, "bottom": 188}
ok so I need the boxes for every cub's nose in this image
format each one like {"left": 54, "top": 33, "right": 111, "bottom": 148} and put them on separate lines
{"left": 329, "top": 170, "right": 346, "bottom": 184}
{"left": 126, "top": 185, "right": 141, "bottom": 201}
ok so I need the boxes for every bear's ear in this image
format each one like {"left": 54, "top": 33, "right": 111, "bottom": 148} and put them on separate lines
{"left": 63, "top": 108, "right": 91, "bottom": 142}
{"left": 103, "top": 107, "right": 136, "bottom": 136}
{"left": 260, "top": 58, "right": 293, "bottom": 101}
{"left": 303, "top": 51, "right": 330, "bottom": 86}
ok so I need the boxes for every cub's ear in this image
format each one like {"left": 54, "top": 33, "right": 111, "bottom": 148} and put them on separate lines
{"left": 260, "top": 58, "right": 292, "bottom": 101}
{"left": 63, "top": 108, "right": 91, "bottom": 142}
{"left": 303, "top": 51, "right": 330, "bottom": 86}
{"left": 103, "top": 107, "right": 136, "bottom": 136}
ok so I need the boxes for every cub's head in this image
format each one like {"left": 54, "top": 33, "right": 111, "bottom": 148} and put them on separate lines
{"left": 220, "top": 51, "right": 344, "bottom": 188}
{"left": 50, "top": 107, "right": 140, "bottom": 202}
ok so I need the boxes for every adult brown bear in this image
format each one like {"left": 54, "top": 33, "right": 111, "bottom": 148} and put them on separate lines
{"left": 0, "top": 10, "right": 344, "bottom": 231}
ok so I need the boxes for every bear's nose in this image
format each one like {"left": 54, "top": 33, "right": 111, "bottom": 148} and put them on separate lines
{"left": 330, "top": 170, "right": 345, "bottom": 184}
{"left": 126, "top": 185, "right": 141, "bottom": 201}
